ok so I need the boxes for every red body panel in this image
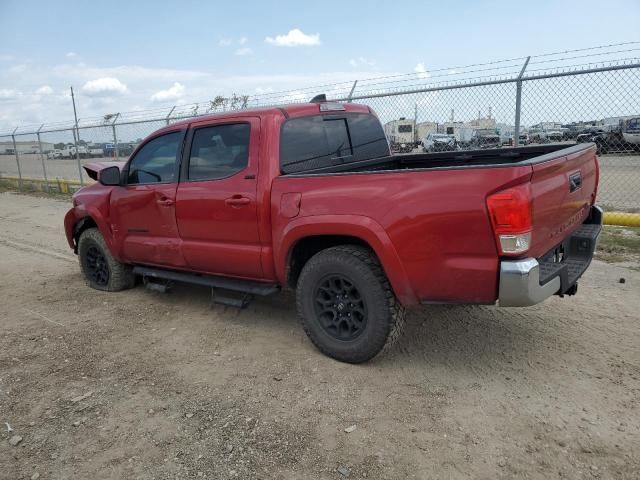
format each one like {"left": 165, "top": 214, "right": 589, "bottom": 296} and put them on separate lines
{"left": 64, "top": 102, "right": 599, "bottom": 307}
{"left": 270, "top": 166, "right": 532, "bottom": 305}
{"left": 528, "top": 145, "right": 598, "bottom": 258}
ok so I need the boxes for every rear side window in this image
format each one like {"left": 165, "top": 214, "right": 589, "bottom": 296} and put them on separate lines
{"left": 280, "top": 113, "right": 389, "bottom": 174}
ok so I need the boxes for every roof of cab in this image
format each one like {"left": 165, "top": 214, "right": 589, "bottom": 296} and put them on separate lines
{"left": 157, "top": 101, "right": 371, "bottom": 133}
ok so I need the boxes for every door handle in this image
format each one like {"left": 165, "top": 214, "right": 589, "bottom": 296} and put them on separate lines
{"left": 225, "top": 196, "right": 251, "bottom": 207}
{"left": 157, "top": 197, "right": 175, "bottom": 207}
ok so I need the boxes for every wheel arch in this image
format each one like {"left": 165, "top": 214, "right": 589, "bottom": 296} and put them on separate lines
{"left": 73, "top": 216, "right": 98, "bottom": 251}
{"left": 276, "top": 215, "right": 417, "bottom": 306}
{"left": 71, "top": 209, "right": 118, "bottom": 258}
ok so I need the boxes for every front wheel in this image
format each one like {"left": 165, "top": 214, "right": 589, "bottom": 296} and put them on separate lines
{"left": 296, "top": 245, "right": 406, "bottom": 363}
{"left": 78, "top": 228, "right": 134, "bottom": 291}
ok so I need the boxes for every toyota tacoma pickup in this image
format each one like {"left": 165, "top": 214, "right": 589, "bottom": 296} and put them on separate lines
{"left": 64, "top": 99, "right": 602, "bottom": 363}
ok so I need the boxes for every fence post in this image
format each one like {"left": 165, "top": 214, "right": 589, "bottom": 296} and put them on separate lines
{"left": 11, "top": 127, "right": 23, "bottom": 191}
{"left": 70, "top": 87, "right": 84, "bottom": 185}
{"left": 36, "top": 124, "right": 49, "bottom": 193}
{"left": 72, "top": 125, "right": 84, "bottom": 185}
{"left": 166, "top": 106, "right": 176, "bottom": 125}
{"left": 514, "top": 56, "right": 530, "bottom": 147}
{"left": 111, "top": 113, "right": 120, "bottom": 159}
{"left": 347, "top": 80, "right": 358, "bottom": 102}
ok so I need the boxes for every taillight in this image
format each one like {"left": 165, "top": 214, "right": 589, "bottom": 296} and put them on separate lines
{"left": 486, "top": 184, "right": 533, "bottom": 256}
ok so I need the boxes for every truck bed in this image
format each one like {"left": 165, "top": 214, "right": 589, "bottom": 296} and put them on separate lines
{"left": 272, "top": 142, "right": 598, "bottom": 305}
{"left": 284, "top": 143, "right": 586, "bottom": 176}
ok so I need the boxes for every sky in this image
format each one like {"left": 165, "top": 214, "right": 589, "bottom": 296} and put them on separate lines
{"left": 1, "top": 0, "right": 639, "bottom": 132}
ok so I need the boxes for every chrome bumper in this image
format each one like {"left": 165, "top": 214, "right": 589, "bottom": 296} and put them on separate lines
{"left": 498, "top": 258, "right": 561, "bottom": 307}
{"left": 498, "top": 205, "right": 603, "bottom": 307}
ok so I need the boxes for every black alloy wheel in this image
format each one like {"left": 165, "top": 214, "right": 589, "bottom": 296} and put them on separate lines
{"left": 313, "top": 274, "right": 367, "bottom": 341}
{"left": 84, "top": 243, "right": 110, "bottom": 286}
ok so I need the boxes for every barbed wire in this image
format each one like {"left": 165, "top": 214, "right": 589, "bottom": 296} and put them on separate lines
{"left": 1, "top": 42, "right": 639, "bottom": 136}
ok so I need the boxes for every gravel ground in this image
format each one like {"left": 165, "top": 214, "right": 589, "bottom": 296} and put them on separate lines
{"left": 0, "top": 192, "right": 639, "bottom": 479}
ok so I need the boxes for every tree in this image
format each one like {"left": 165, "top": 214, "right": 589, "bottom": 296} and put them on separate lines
{"left": 209, "top": 96, "right": 227, "bottom": 112}
{"left": 208, "top": 93, "right": 250, "bottom": 113}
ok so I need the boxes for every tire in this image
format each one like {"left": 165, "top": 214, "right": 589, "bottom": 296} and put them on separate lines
{"left": 78, "top": 228, "right": 134, "bottom": 292}
{"left": 296, "top": 245, "right": 406, "bottom": 363}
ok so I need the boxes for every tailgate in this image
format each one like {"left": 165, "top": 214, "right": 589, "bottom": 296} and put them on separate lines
{"left": 528, "top": 144, "right": 598, "bottom": 258}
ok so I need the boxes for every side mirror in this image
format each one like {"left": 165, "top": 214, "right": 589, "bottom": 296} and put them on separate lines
{"left": 99, "top": 166, "right": 121, "bottom": 186}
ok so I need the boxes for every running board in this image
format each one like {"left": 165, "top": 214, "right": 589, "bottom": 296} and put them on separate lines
{"left": 132, "top": 266, "right": 279, "bottom": 296}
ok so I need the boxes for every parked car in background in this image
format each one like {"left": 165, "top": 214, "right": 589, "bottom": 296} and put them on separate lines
{"left": 507, "top": 133, "right": 530, "bottom": 146}
{"left": 104, "top": 143, "right": 134, "bottom": 158}
{"left": 422, "top": 133, "right": 456, "bottom": 152}
{"left": 622, "top": 117, "right": 640, "bottom": 146}
{"left": 47, "top": 149, "right": 63, "bottom": 159}
{"left": 592, "top": 130, "right": 640, "bottom": 155}
{"left": 390, "top": 141, "right": 414, "bottom": 154}
{"left": 467, "top": 129, "right": 501, "bottom": 149}
{"left": 546, "top": 131, "right": 564, "bottom": 142}
{"left": 65, "top": 99, "right": 602, "bottom": 364}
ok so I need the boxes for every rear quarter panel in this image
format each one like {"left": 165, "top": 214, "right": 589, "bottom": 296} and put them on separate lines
{"left": 271, "top": 165, "right": 532, "bottom": 306}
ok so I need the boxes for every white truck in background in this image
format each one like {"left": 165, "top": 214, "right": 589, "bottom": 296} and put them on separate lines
{"left": 61, "top": 145, "right": 104, "bottom": 159}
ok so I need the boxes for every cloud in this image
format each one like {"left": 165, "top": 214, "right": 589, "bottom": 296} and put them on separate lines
{"left": 82, "top": 77, "right": 129, "bottom": 96}
{"left": 265, "top": 29, "right": 320, "bottom": 47}
{"left": 415, "top": 63, "right": 430, "bottom": 79}
{"left": 0, "top": 88, "right": 19, "bottom": 99}
{"left": 66, "top": 52, "right": 78, "bottom": 58}
{"left": 235, "top": 47, "right": 252, "bottom": 56}
{"left": 0, "top": 60, "right": 398, "bottom": 131}
{"left": 349, "top": 57, "right": 376, "bottom": 68}
{"left": 35, "top": 85, "right": 54, "bottom": 95}
{"left": 9, "top": 64, "right": 27, "bottom": 74}
{"left": 239, "top": 36, "right": 248, "bottom": 45}
{"left": 218, "top": 38, "right": 232, "bottom": 46}
{"left": 151, "top": 82, "right": 185, "bottom": 102}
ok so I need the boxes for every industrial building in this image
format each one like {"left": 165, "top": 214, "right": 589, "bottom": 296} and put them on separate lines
{"left": 0, "top": 140, "right": 55, "bottom": 155}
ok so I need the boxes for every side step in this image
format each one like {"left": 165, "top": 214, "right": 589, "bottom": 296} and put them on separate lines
{"left": 132, "top": 266, "right": 280, "bottom": 296}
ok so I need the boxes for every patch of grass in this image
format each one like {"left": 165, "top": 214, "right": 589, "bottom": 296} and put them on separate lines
{"left": 0, "top": 183, "right": 73, "bottom": 200}
{"left": 597, "top": 225, "right": 640, "bottom": 264}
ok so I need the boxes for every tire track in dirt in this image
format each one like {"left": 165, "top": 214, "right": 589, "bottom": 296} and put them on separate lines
{"left": 0, "top": 235, "right": 75, "bottom": 262}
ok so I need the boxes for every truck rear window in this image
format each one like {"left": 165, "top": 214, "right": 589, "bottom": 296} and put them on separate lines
{"left": 280, "top": 113, "right": 389, "bottom": 174}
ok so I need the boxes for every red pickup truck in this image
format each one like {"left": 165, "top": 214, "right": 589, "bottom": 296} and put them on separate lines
{"left": 64, "top": 100, "right": 602, "bottom": 363}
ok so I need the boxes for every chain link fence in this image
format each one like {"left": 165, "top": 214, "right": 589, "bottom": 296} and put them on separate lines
{"left": 1, "top": 52, "right": 639, "bottom": 223}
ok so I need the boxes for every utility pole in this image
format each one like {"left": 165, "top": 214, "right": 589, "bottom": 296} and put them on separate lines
{"left": 70, "top": 86, "right": 83, "bottom": 185}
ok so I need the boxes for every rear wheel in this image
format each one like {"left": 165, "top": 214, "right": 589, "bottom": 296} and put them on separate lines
{"left": 78, "top": 228, "right": 134, "bottom": 291}
{"left": 296, "top": 245, "right": 406, "bottom": 363}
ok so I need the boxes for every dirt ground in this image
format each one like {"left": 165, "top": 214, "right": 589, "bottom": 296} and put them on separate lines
{"left": 0, "top": 191, "right": 639, "bottom": 480}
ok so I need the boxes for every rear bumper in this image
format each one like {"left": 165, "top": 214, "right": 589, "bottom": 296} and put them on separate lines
{"left": 498, "top": 205, "right": 603, "bottom": 307}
